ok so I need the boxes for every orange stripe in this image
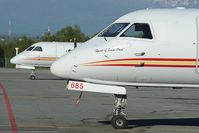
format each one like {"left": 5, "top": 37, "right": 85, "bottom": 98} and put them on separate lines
{"left": 81, "top": 58, "right": 197, "bottom": 68}
{"left": 84, "top": 64, "right": 195, "bottom": 68}
{"left": 83, "top": 58, "right": 196, "bottom": 65}
{"left": 27, "top": 57, "right": 58, "bottom": 61}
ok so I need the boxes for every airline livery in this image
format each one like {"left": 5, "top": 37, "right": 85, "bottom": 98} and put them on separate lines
{"left": 51, "top": 8, "right": 199, "bottom": 129}
{"left": 10, "top": 42, "right": 80, "bottom": 79}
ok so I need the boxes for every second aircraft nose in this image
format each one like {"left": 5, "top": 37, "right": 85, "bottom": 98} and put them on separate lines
{"left": 10, "top": 56, "right": 18, "bottom": 64}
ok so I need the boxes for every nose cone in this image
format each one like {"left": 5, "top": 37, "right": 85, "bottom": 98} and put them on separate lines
{"left": 50, "top": 58, "right": 71, "bottom": 78}
{"left": 10, "top": 56, "right": 18, "bottom": 64}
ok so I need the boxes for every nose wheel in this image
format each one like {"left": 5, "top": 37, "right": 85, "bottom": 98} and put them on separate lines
{"left": 111, "top": 94, "right": 128, "bottom": 129}
{"left": 30, "top": 75, "right": 36, "bottom": 80}
{"left": 30, "top": 70, "right": 36, "bottom": 80}
{"left": 111, "top": 115, "right": 127, "bottom": 129}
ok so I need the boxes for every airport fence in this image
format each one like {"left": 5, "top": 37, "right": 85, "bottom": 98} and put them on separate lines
{"left": 0, "top": 57, "right": 14, "bottom": 68}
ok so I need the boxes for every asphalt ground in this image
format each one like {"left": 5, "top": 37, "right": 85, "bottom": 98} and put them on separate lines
{"left": 0, "top": 68, "right": 199, "bottom": 133}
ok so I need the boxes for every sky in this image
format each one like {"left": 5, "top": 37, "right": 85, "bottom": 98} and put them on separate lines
{"left": 0, "top": 0, "right": 199, "bottom": 36}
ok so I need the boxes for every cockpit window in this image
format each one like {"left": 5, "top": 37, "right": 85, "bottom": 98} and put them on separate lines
{"left": 121, "top": 23, "right": 153, "bottom": 39}
{"left": 98, "top": 23, "right": 129, "bottom": 37}
{"left": 32, "top": 46, "right": 43, "bottom": 52}
{"left": 26, "top": 46, "right": 35, "bottom": 51}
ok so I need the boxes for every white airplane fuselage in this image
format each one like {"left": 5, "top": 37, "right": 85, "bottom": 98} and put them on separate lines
{"left": 51, "top": 9, "right": 199, "bottom": 88}
{"left": 10, "top": 42, "right": 80, "bottom": 79}
{"left": 10, "top": 42, "right": 77, "bottom": 69}
{"left": 50, "top": 8, "right": 199, "bottom": 129}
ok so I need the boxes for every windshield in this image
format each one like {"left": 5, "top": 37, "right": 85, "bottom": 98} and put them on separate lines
{"left": 98, "top": 23, "right": 129, "bottom": 37}
{"left": 121, "top": 23, "right": 153, "bottom": 39}
{"left": 32, "top": 46, "right": 43, "bottom": 52}
{"left": 26, "top": 46, "right": 35, "bottom": 51}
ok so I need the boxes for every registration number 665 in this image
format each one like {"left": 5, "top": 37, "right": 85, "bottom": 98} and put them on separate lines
{"left": 70, "top": 82, "right": 84, "bottom": 90}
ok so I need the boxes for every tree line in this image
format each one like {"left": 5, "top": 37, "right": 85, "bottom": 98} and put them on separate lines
{"left": 0, "top": 25, "right": 90, "bottom": 67}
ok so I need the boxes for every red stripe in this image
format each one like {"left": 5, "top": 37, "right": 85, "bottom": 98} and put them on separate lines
{"left": 0, "top": 83, "right": 18, "bottom": 133}
{"left": 84, "top": 58, "right": 196, "bottom": 64}
{"left": 85, "top": 64, "right": 195, "bottom": 68}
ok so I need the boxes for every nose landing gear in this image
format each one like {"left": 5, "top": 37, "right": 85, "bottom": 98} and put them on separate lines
{"left": 67, "top": 81, "right": 128, "bottom": 129}
{"left": 30, "top": 70, "right": 36, "bottom": 80}
{"left": 111, "top": 94, "right": 128, "bottom": 129}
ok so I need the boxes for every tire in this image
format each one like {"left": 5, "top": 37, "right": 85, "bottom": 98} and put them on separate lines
{"left": 111, "top": 115, "right": 128, "bottom": 129}
{"left": 30, "top": 75, "right": 36, "bottom": 80}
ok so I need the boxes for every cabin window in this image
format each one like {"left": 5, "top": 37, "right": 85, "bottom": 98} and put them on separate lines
{"left": 98, "top": 23, "right": 129, "bottom": 37}
{"left": 26, "top": 46, "right": 35, "bottom": 51}
{"left": 33, "top": 46, "right": 43, "bottom": 52}
{"left": 121, "top": 23, "right": 153, "bottom": 39}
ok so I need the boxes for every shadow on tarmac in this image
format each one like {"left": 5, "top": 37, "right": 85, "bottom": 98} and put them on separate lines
{"left": 99, "top": 118, "right": 199, "bottom": 128}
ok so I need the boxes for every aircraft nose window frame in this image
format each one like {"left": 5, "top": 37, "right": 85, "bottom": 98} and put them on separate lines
{"left": 32, "top": 46, "right": 43, "bottom": 52}
{"left": 26, "top": 46, "right": 35, "bottom": 51}
{"left": 120, "top": 23, "right": 153, "bottom": 39}
{"left": 98, "top": 23, "right": 130, "bottom": 37}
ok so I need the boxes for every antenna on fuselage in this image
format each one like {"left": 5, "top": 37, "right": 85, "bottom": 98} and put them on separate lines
{"left": 104, "top": 36, "right": 107, "bottom": 42}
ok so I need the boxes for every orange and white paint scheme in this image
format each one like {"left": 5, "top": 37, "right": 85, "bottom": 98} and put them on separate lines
{"left": 10, "top": 42, "right": 80, "bottom": 79}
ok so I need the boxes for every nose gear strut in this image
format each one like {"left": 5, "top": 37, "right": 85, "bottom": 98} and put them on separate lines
{"left": 111, "top": 94, "right": 128, "bottom": 129}
{"left": 30, "top": 70, "right": 36, "bottom": 80}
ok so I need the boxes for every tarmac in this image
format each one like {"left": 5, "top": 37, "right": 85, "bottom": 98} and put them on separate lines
{"left": 0, "top": 68, "right": 199, "bottom": 133}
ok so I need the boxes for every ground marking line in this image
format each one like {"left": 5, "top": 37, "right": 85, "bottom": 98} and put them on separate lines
{"left": 0, "top": 83, "right": 18, "bottom": 133}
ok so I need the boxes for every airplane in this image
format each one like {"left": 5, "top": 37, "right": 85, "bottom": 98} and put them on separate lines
{"left": 10, "top": 41, "right": 80, "bottom": 80}
{"left": 50, "top": 8, "right": 199, "bottom": 129}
